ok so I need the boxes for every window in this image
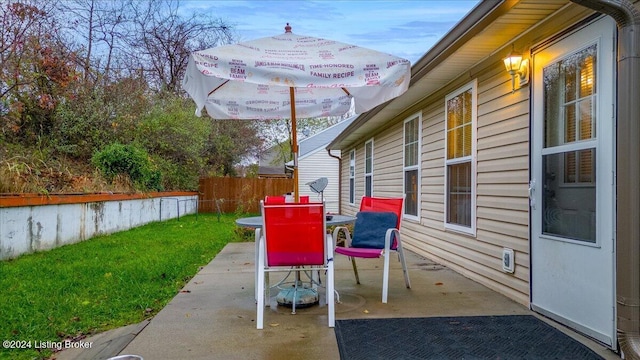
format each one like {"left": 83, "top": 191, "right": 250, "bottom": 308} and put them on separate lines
{"left": 364, "top": 139, "right": 373, "bottom": 197}
{"left": 444, "top": 80, "right": 477, "bottom": 234}
{"left": 404, "top": 113, "right": 421, "bottom": 218}
{"left": 349, "top": 149, "right": 355, "bottom": 204}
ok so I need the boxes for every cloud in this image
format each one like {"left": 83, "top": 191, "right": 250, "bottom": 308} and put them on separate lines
{"left": 179, "top": 0, "right": 479, "bottom": 63}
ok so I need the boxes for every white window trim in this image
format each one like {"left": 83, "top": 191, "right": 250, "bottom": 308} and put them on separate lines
{"left": 403, "top": 112, "right": 421, "bottom": 221}
{"left": 349, "top": 149, "right": 356, "bottom": 205}
{"left": 364, "top": 138, "right": 374, "bottom": 197}
{"left": 444, "top": 79, "right": 477, "bottom": 236}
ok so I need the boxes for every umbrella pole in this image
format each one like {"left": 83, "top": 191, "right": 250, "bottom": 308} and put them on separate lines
{"left": 290, "top": 87, "right": 299, "bottom": 202}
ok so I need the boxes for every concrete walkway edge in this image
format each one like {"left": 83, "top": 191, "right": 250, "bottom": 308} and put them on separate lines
{"left": 53, "top": 320, "right": 150, "bottom": 360}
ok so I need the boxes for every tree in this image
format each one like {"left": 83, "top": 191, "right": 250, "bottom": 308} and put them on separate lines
{"left": 124, "top": 0, "right": 235, "bottom": 93}
{"left": 1, "top": 1, "right": 79, "bottom": 142}
{"left": 56, "top": 0, "right": 129, "bottom": 83}
{"left": 53, "top": 74, "right": 150, "bottom": 159}
{"left": 204, "top": 120, "right": 263, "bottom": 177}
{"left": 134, "top": 96, "right": 211, "bottom": 189}
{"left": 1, "top": 0, "right": 272, "bottom": 192}
{"left": 255, "top": 116, "right": 341, "bottom": 167}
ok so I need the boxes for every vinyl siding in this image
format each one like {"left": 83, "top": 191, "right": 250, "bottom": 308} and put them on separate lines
{"left": 297, "top": 149, "right": 341, "bottom": 213}
{"left": 340, "top": 63, "right": 531, "bottom": 306}
{"left": 371, "top": 126, "right": 403, "bottom": 197}
{"left": 416, "top": 65, "right": 529, "bottom": 305}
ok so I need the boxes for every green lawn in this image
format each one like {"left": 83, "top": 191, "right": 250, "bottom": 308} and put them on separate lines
{"left": 0, "top": 213, "right": 252, "bottom": 360}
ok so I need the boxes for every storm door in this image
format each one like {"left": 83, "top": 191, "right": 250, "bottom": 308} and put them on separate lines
{"left": 530, "top": 17, "right": 616, "bottom": 347}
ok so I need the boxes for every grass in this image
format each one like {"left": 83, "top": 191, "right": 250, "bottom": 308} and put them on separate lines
{"left": 0, "top": 213, "right": 254, "bottom": 360}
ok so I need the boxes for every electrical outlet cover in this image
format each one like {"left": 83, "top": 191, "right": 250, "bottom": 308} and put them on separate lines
{"left": 502, "top": 248, "right": 515, "bottom": 273}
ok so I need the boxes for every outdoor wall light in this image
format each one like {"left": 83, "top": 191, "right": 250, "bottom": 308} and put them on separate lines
{"left": 503, "top": 49, "right": 529, "bottom": 92}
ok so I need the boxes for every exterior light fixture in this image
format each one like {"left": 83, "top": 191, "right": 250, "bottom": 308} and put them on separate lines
{"left": 503, "top": 48, "right": 529, "bottom": 92}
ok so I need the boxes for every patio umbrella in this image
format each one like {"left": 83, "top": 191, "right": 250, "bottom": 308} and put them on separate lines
{"left": 182, "top": 23, "right": 411, "bottom": 200}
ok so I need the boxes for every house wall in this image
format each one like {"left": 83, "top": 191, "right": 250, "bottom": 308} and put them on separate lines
{"left": 341, "top": 63, "right": 531, "bottom": 305}
{"left": 297, "top": 149, "right": 341, "bottom": 212}
{"left": 337, "top": 0, "right": 640, "bottom": 329}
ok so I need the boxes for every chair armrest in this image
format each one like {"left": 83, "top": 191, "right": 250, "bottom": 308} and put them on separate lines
{"left": 384, "top": 228, "right": 400, "bottom": 251}
{"left": 332, "top": 226, "right": 352, "bottom": 248}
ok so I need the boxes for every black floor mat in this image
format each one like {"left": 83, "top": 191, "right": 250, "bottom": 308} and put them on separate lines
{"left": 335, "top": 315, "right": 605, "bottom": 360}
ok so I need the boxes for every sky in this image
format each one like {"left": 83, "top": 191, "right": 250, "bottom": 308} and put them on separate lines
{"left": 179, "top": 0, "right": 480, "bottom": 65}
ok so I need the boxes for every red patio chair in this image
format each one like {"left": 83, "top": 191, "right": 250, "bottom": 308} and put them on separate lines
{"left": 333, "top": 196, "right": 411, "bottom": 303}
{"left": 256, "top": 200, "right": 335, "bottom": 329}
{"left": 253, "top": 195, "right": 312, "bottom": 301}
{"left": 264, "top": 195, "right": 286, "bottom": 204}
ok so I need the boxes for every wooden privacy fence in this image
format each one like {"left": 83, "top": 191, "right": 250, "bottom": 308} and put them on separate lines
{"left": 198, "top": 177, "right": 295, "bottom": 213}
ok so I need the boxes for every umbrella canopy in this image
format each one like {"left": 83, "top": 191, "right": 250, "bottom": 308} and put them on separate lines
{"left": 182, "top": 23, "right": 411, "bottom": 199}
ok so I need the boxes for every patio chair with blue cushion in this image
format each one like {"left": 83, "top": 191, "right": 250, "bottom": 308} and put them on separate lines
{"left": 333, "top": 196, "right": 411, "bottom": 303}
{"left": 256, "top": 200, "right": 335, "bottom": 329}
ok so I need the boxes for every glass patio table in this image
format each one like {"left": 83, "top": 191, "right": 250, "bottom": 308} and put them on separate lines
{"left": 236, "top": 214, "right": 356, "bottom": 306}
{"left": 235, "top": 214, "right": 356, "bottom": 229}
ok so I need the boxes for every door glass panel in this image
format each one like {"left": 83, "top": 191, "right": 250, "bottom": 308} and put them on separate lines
{"left": 542, "top": 150, "right": 596, "bottom": 243}
{"left": 579, "top": 98, "right": 594, "bottom": 140}
{"left": 544, "top": 44, "right": 597, "bottom": 148}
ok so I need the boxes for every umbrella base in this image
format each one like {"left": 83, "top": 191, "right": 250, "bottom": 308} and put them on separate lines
{"left": 276, "top": 287, "right": 319, "bottom": 308}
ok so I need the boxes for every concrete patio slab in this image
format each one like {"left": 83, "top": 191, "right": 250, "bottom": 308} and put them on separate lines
{"left": 53, "top": 242, "right": 619, "bottom": 360}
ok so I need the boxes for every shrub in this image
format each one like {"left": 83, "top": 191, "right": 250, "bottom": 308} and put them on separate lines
{"left": 133, "top": 97, "right": 210, "bottom": 191}
{"left": 153, "top": 156, "right": 199, "bottom": 191}
{"left": 92, "top": 143, "right": 162, "bottom": 191}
